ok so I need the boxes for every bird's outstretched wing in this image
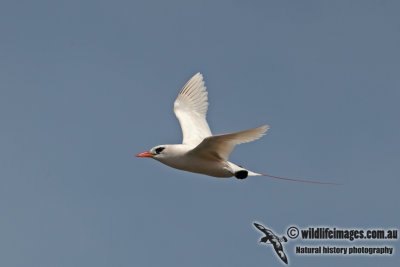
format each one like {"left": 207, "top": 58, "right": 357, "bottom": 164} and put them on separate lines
{"left": 174, "top": 73, "right": 212, "bottom": 146}
{"left": 274, "top": 247, "right": 289, "bottom": 264}
{"left": 189, "top": 126, "right": 268, "bottom": 161}
{"left": 253, "top": 222, "right": 270, "bottom": 235}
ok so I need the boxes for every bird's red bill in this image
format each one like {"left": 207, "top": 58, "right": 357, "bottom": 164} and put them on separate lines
{"left": 136, "top": 151, "right": 153, "bottom": 157}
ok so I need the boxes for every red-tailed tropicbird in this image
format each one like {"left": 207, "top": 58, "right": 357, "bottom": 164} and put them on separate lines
{"left": 137, "top": 73, "right": 340, "bottom": 185}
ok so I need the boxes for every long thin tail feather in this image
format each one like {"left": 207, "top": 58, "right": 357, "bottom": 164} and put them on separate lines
{"left": 248, "top": 171, "right": 342, "bottom": 185}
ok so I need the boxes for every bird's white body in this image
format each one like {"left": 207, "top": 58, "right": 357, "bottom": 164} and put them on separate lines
{"left": 156, "top": 147, "right": 233, "bottom": 177}
{"left": 152, "top": 144, "right": 249, "bottom": 178}
{"left": 136, "top": 72, "right": 267, "bottom": 179}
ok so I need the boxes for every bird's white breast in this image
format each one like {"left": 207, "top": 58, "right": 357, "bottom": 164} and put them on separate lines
{"left": 155, "top": 145, "right": 233, "bottom": 178}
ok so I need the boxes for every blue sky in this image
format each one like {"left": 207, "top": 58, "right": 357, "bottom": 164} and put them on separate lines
{"left": 0, "top": 1, "right": 399, "bottom": 266}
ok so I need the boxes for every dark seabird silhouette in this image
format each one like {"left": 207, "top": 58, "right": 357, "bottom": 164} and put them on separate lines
{"left": 253, "top": 222, "right": 289, "bottom": 264}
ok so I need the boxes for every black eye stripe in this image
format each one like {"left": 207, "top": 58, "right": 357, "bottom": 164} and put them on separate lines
{"left": 155, "top": 147, "right": 165, "bottom": 154}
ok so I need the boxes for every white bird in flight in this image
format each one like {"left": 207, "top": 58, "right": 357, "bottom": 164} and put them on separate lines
{"left": 137, "top": 73, "right": 340, "bottom": 185}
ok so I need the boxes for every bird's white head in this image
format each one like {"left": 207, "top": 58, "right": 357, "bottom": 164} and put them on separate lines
{"left": 136, "top": 145, "right": 171, "bottom": 160}
{"left": 136, "top": 144, "right": 189, "bottom": 169}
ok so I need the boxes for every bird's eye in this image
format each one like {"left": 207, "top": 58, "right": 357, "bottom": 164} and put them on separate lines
{"left": 155, "top": 147, "right": 165, "bottom": 154}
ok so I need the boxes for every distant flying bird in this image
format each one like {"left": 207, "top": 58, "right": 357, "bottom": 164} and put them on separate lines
{"left": 136, "top": 73, "right": 340, "bottom": 184}
{"left": 253, "top": 222, "right": 289, "bottom": 265}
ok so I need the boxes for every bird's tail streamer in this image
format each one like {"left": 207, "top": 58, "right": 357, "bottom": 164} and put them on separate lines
{"left": 249, "top": 171, "right": 342, "bottom": 185}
